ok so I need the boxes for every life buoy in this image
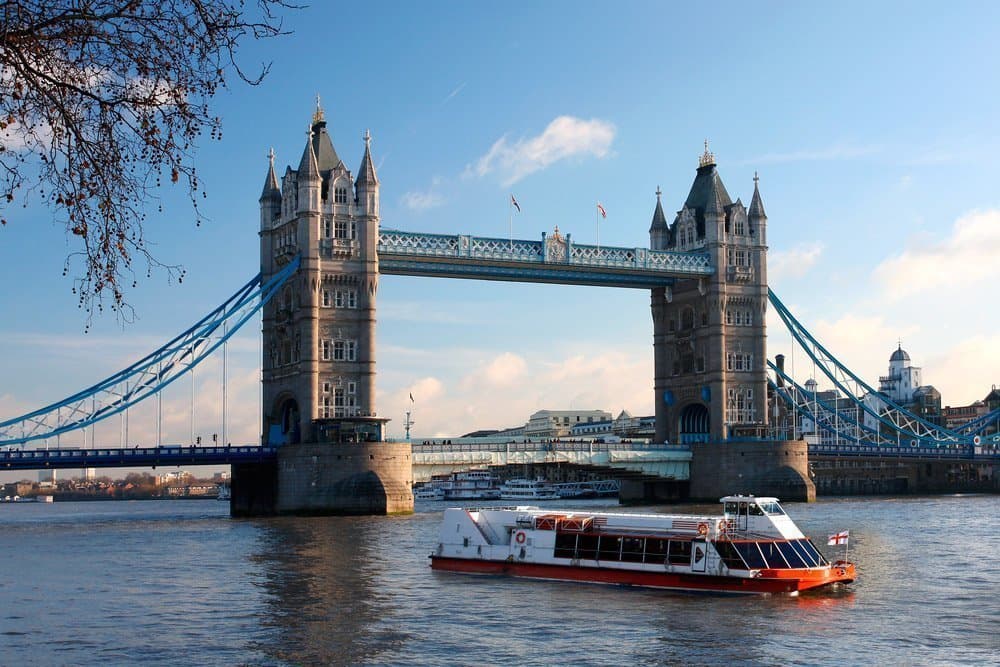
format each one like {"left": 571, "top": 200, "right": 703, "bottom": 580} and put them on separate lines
{"left": 515, "top": 531, "right": 526, "bottom": 544}
{"left": 717, "top": 520, "right": 728, "bottom": 533}
{"left": 837, "top": 568, "right": 846, "bottom": 577}
{"left": 697, "top": 522, "right": 708, "bottom": 536}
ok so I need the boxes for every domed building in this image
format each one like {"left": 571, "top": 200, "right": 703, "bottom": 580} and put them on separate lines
{"left": 877, "top": 344, "right": 941, "bottom": 425}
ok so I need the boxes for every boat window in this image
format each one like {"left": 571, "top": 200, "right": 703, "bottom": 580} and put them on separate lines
{"left": 787, "top": 539, "right": 817, "bottom": 567}
{"left": 757, "top": 541, "right": 790, "bottom": 568}
{"left": 667, "top": 540, "right": 691, "bottom": 565}
{"left": 724, "top": 502, "right": 739, "bottom": 516}
{"left": 621, "top": 537, "right": 645, "bottom": 563}
{"left": 798, "top": 539, "right": 827, "bottom": 566}
{"left": 733, "top": 541, "right": 768, "bottom": 569}
{"left": 714, "top": 541, "right": 748, "bottom": 570}
{"left": 759, "top": 501, "right": 785, "bottom": 516}
{"left": 776, "top": 541, "right": 807, "bottom": 568}
{"left": 644, "top": 538, "right": 667, "bottom": 564}
{"left": 747, "top": 503, "right": 764, "bottom": 516}
{"left": 554, "top": 532, "right": 577, "bottom": 559}
{"left": 576, "top": 534, "right": 599, "bottom": 560}
{"left": 598, "top": 536, "right": 622, "bottom": 561}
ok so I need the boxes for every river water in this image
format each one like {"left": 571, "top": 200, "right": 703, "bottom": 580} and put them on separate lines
{"left": 0, "top": 495, "right": 996, "bottom": 666}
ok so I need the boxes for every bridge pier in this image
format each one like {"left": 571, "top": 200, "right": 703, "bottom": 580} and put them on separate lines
{"left": 689, "top": 439, "right": 815, "bottom": 502}
{"left": 231, "top": 441, "right": 413, "bottom": 516}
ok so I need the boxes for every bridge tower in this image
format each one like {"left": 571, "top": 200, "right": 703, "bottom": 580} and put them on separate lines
{"left": 650, "top": 145, "right": 812, "bottom": 500}
{"left": 238, "top": 101, "right": 412, "bottom": 516}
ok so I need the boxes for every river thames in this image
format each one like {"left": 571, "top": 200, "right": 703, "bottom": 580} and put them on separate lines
{"left": 0, "top": 494, "right": 996, "bottom": 665}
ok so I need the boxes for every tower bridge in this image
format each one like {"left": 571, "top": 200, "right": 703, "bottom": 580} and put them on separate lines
{"left": 2, "top": 104, "right": 997, "bottom": 513}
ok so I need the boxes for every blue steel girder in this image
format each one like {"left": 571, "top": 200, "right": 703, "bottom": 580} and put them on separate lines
{"left": 0, "top": 256, "right": 301, "bottom": 448}
{"left": 377, "top": 230, "right": 712, "bottom": 288}
{"left": 0, "top": 445, "right": 278, "bottom": 471}
{"left": 767, "top": 289, "right": 968, "bottom": 445}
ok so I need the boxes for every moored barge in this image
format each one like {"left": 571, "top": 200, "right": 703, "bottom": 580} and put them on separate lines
{"left": 430, "top": 495, "right": 855, "bottom": 595}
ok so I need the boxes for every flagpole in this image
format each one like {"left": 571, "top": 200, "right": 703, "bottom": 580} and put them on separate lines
{"left": 508, "top": 195, "right": 513, "bottom": 250}
{"left": 596, "top": 202, "right": 600, "bottom": 251}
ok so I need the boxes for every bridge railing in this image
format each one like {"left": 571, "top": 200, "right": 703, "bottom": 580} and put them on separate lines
{"left": 378, "top": 230, "right": 712, "bottom": 275}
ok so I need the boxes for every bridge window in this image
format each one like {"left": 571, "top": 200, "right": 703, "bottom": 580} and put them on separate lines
{"left": 322, "top": 290, "right": 331, "bottom": 308}
{"left": 735, "top": 217, "right": 746, "bottom": 235}
{"left": 323, "top": 217, "right": 332, "bottom": 238}
{"left": 681, "top": 308, "right": 694, "bottom": 330}
{"left": 348, "top": 381, "right": 356, "bottom": 395}
{"left": 335, "top": 187, "right": 348, "bottom": 204}
{"left": 321, "top": 340, "right": 332, "bottom": 361}
{"left": 335, "top": 219, "right": 348, "bottom": 239}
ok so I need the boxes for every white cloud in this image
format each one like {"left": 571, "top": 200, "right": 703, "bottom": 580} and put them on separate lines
{"left": 480, "top": 352, "right": 527, "bottom": 387}
{"left": 768, "top": 242, "right": 824, "bottom": 286}
{"left": 380, "top": 348, "right": 650, "bottom": 440}
{"left": 401, "top": 189, "right": 445, "bottom": 211}
{"left": 470, "top": 116, "right": 616, "bottom": 186}
{"left": 873, "top": 209, "right": 1000, "bottom": 301}
{"left": 442, "top": 81, "right": 466, "bottom": 104}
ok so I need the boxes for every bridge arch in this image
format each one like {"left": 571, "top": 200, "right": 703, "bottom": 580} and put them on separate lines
{"left": 678, "top": 403, "right": 710, "bottom": 444}
{"left": 269, "top": 394, "right": 301, "bottom": 445}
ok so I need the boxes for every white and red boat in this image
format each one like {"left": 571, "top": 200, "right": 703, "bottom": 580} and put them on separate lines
{"left": 430, "top": 495, "right": 855, "bottom": 595}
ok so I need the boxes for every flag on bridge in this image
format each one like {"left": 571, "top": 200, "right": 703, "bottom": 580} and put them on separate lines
{"left": 827, "top": 530, "right": 849, "bottom": 546}
{"left": 596, "top": 202, "right": 607, "bottom": 218}
{"left": 510, "top": 194, "right": 520, "bottom": 213}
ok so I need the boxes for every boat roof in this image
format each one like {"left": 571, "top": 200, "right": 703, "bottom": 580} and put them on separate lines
{"left": 719, "top": 494, "right": 780, "bottom": 504}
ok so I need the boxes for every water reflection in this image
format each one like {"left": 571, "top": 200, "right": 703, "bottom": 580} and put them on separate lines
{"left": 250, "top": 516, "right": 396, "bottom": 664}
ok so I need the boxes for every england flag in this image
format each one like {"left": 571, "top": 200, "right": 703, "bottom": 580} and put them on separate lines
{"left": 827, "top": 530, "right": 849, "bottom": 546}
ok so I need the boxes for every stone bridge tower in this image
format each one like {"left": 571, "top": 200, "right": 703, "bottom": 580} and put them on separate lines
{"left": 649, "top": 144, "right": 769, "bottom": 444}
{"left": 240, "top": 101, "right": 411, "bottom": 516}
{"left": 649, "top": 145, "right": 813, "bottom": 501}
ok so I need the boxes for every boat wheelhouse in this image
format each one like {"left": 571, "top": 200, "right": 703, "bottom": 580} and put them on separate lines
{"left": 430, "top": 495, "right": 855, "bottom": 595}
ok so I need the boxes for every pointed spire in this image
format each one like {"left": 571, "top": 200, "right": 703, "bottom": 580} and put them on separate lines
{"left": 749, "top": 170, "right": 767, "bottom": 219}
{"left": 297, "top": 126, "right": 320, "bottom": 181}
{"left": 649, "top": 185, "right": 668, "bottom": 233}
{"left": 356, "top": 128, "right": 379, "bottom": 187}
{"left": 312, "top": 94, "right": 325, "bottom": 124}
{"left": 698, "top": 139, "right": 716, "bottom": 168}
{"left": 259, "top": 147, "right": 280, "bottom": 200}
{"left": 705, "top": 177, "right": 725, "bottom": 216}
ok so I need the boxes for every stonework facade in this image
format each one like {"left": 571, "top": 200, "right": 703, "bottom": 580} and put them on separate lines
{"left": 258, "top": 104, "right": 383, "bottom": 446}
{"left": 650, "top": 147, "right": 769, "bottom": 444}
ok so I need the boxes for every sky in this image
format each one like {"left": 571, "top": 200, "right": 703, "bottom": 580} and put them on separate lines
{"left": 1, "top": 2, "right": 999, "bottom": 471}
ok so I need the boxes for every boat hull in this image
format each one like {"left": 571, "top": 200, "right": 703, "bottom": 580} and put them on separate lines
{"left": 430, "top": 556, "right": 855, "bottom": 595}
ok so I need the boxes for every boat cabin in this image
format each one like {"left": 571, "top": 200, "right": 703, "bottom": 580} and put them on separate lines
{"left": 721, "top": 495, "right": 788, "bottom": 534}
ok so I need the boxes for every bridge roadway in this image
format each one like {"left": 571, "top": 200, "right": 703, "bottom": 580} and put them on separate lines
{"left": 409, "top": 440, "right": 692, "bottom": 482}
{"left": 0, "top": 445, "right": 278, "bottom": 472}
{"left": 0, "top": 441, "right": 993, "bottom": 474}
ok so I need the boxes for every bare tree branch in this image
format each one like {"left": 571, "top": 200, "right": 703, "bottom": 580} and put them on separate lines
{"left": 0, "top": 0, "right": 296, "bottom": 329}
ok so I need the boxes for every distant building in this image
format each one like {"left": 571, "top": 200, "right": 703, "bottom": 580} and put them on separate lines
{"left": 569, "top": 410, "right": 655, "bottom": 440}
{"left": 524, "top": 410, "right": 612, "bottom": 438}
{"left": 943, "top": 385, "right": 1000, "bottom": 435}
{"left": 871, "top": 345, "right": 942, "bottom": 427}
{"left": 83, "top": 468, "right": 96, "bottom": 481}
{"left": 38, "top": 469, "right": 56, "bottom": 484}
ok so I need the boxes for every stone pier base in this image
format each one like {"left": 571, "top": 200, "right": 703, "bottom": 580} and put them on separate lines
{"left": 689, "top": 439, "right": 815, "bottom": 502}
{"left": 231, "top": 441, "right": 414, "bottom": 516}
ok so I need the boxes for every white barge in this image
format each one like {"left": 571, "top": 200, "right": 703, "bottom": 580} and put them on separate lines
{"left": 430, "top": 495, "right": 855, "bottom": 595}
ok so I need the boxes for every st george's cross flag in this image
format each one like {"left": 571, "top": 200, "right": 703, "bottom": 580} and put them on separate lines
{"left": 510, "top": 194, "right": 520, "bottom": 213}
{"left": 827, "top": 530, "right": 849, "bottom": 546}
{"left": 596, "top": 202, "right": 607, "bottom": 218}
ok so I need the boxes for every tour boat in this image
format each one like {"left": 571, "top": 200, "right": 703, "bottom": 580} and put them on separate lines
{"left": 415, "top": 485, "right": 447, "bottom": 501}
{"left": 499, "top": 478, "right": 560, "bottom": 501}
{"left": 445, "top": 470, "right": 502, "bottom": 501}
{"left": 430, "top": 495, "right": 856, "bottom": 595}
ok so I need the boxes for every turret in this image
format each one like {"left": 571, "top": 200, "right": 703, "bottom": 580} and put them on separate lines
{"left": 355, "top": 129, "right": 380, "bottom": 218}
{"left": 296, "top": 128, "right": 321, "bottom": 214}
{"left": 649, "top": 186, "right": 669, "bottom": 251}
{"left": 748, "top": 172, "right": 767, "bottom": 245}
{"left": 259, "top": 147, "right": 281, "bottom": 232}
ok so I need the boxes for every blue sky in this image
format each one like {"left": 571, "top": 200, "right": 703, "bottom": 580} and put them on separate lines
{"left": 1, "top": 2, "right": 998, "bottom": 455}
